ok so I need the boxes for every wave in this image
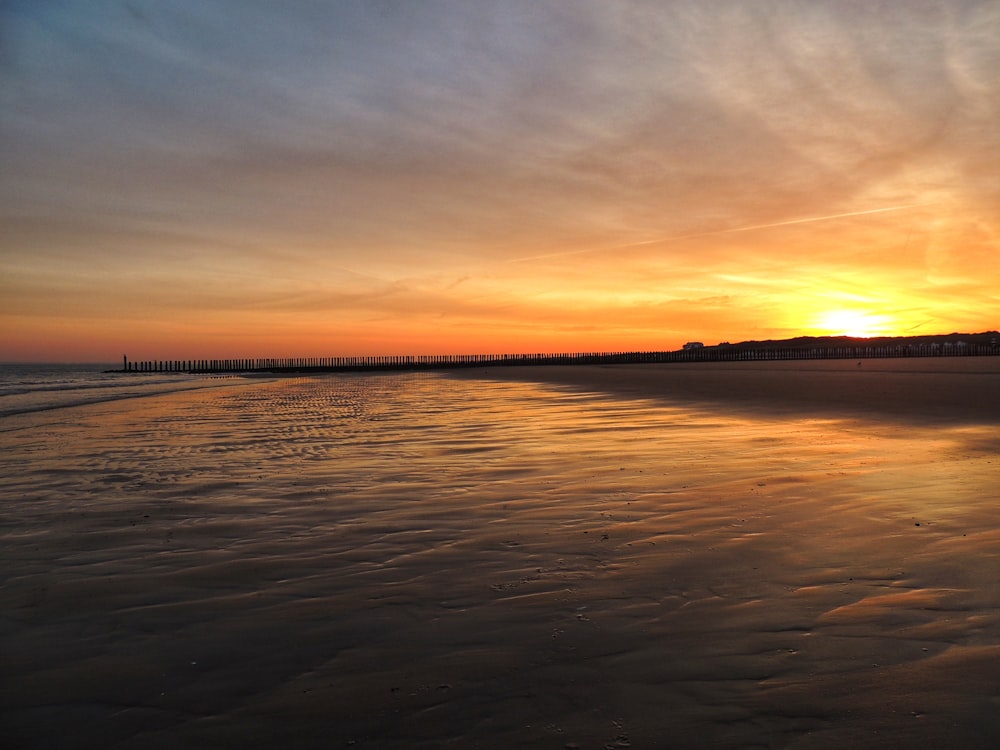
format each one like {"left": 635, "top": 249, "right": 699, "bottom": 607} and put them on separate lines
{"left": 0, "top": 364, "right": 247, "bottom": 419}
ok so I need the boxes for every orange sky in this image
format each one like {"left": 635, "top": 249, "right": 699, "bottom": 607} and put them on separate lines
{"left": 2, "top": 1, "right": 998, "bottom": 362}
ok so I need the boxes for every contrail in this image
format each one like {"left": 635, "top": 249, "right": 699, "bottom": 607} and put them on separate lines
{"left": 905, "top": 319, "right": 935, "bottom": 332}
{"left": 509, "top": 204, "right": 923, "bottom": 263}
{"left": 715, "top": 204, "right": 923, "bottom": 235}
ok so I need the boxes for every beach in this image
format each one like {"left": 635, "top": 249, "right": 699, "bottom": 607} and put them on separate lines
{"left": 2, "top": 358, "right": 999, "bottom": 748}
{"left": 453, "top": 357, "right": 1000, "bottom": 425}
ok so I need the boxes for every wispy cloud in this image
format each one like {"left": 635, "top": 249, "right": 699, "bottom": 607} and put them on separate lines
{"left": 1, "top": 0, "right": 998, "bottom": 359}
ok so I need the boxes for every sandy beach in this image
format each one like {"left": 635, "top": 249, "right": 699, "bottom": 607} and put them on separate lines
{"left": 2, "top": 358, "right": 999, "bottom": 748}
{"left": 453, "top": 356, "right": 1000, "bottom": 426}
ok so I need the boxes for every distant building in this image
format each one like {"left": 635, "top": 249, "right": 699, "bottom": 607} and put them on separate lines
{"left": 682, "top": 342, "right": 705, "bottom": 350}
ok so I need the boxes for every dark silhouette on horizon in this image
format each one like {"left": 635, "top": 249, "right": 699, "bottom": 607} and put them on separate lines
{"left": 111, "top": 332, "right": 999, "bottom": 374}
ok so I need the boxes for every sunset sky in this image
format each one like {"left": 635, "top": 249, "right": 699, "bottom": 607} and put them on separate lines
{"left": 2, "top": 0, "right": 998, "bottom": 362}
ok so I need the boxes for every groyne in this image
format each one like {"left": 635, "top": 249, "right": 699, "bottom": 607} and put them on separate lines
{"left": 116, "top": 339, "right": 998, "bottom": 374}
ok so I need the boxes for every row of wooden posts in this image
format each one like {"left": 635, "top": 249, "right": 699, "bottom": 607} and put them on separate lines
{"left": 121, "top": 341, "right": 998, "bottom": 374}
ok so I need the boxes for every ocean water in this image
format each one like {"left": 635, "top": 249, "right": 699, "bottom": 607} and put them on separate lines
{"left": 0, "top": 363, "right": 237, "bottom": 419}
{"left": 2, "top": 368, "right": 999, "bottom": 748}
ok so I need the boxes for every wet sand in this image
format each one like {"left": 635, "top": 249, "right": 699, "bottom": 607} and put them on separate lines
{"left": 454, "top": 356, "right": 1000, "bottom": 426}
{"left": 2, "top": 359, "right": 999, "bottom": 748}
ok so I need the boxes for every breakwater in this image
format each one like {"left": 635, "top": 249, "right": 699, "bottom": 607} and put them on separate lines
{"left": 117, "top": 338, "right": 998, "bottom": 374}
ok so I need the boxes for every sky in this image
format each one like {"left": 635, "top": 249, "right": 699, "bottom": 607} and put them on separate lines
{"left": 2, "top": 0, "right": 999, "bottom": 362}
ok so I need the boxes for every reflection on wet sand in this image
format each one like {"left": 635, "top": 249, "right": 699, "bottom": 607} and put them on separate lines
{"left": 1, "top": 361, "right": 998, "bottom": 748}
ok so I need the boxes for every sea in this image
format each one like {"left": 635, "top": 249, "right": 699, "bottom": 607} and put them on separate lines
{"left": 0, "top": 363, "right": 235, "bottom": 419}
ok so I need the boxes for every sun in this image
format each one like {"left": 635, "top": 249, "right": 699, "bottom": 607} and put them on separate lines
{"left": 815, "top": 309, "right": 886, "bottom": 338}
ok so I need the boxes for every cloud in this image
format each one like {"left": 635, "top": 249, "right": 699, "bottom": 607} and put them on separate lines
{"left": 1, "top": 0, "right": 998, "bottom": 359}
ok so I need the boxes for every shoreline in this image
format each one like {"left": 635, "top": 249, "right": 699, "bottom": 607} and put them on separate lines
{"left": 6, "top": 357, "right": 996, "bottom": 427}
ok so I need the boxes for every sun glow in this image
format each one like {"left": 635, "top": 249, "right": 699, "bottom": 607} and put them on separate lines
{"left": 814, "top": 309, "right": 890, "bottom": 338}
